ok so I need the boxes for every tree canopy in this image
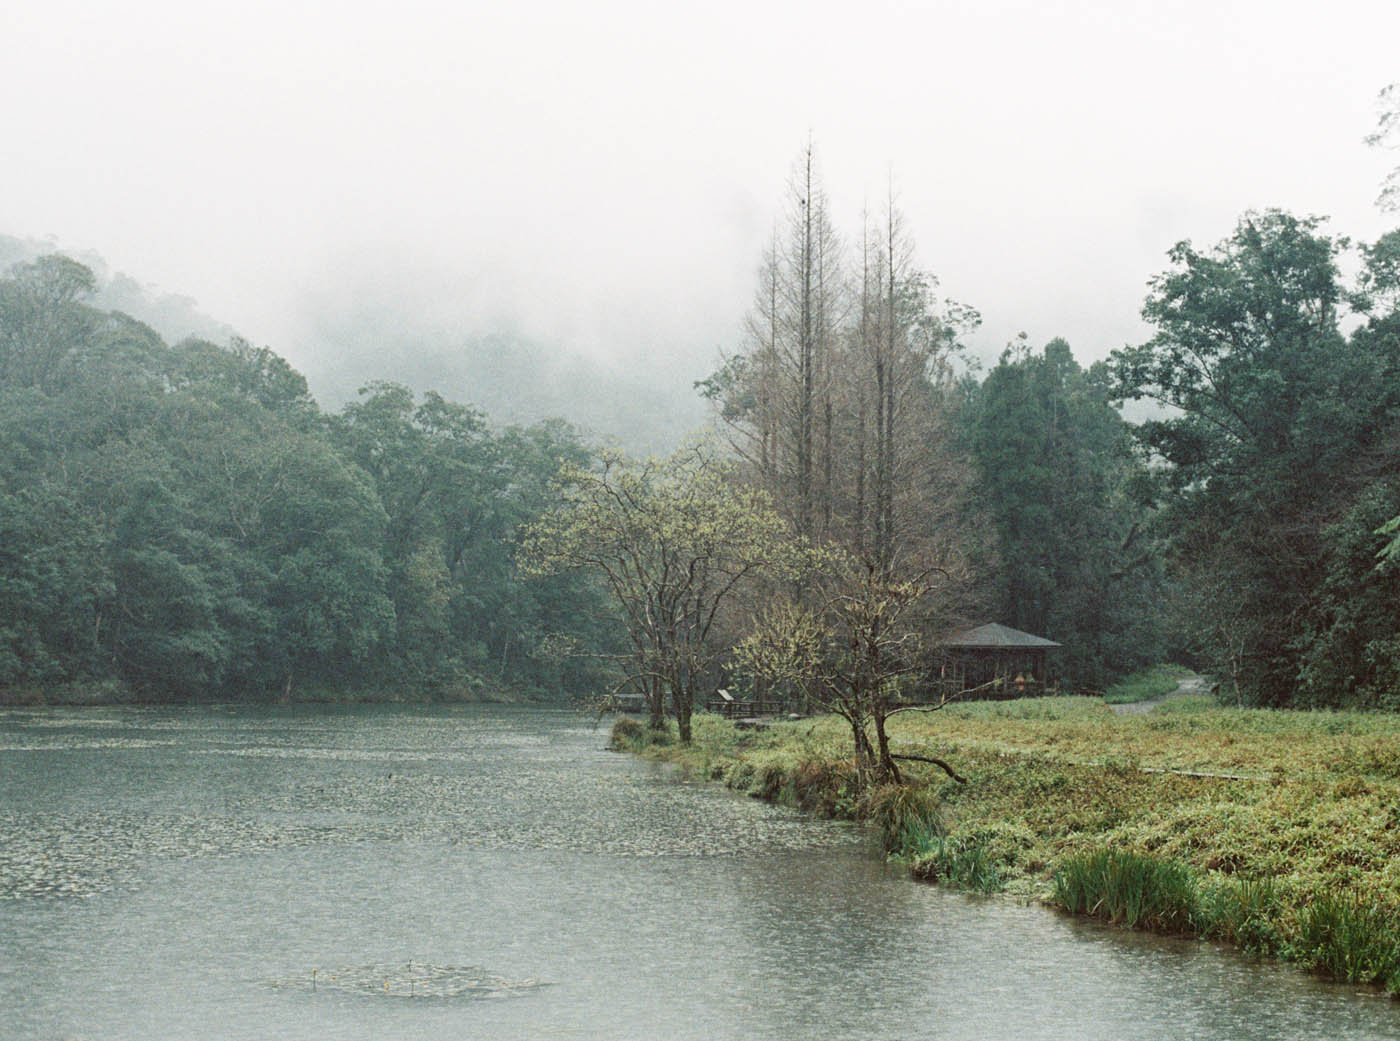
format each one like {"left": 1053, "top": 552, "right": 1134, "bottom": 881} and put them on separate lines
{"left": 1112, "top": 211, "right": 1400, "bottom": 705}
{"left": 522, "top": 442, "right": 792, "bottom": 741}
{"left": 0, "top": 255, "right": 619, "bottom": 703}
{"left": 965, "top": 337, "right": 1164, "bottom": 690}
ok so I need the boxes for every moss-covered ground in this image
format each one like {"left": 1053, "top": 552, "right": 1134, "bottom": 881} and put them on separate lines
{"left": 610, "top": 694, "right": 1400, "bottom": 994}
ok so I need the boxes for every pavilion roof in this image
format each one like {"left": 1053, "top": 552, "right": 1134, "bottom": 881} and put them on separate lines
{"left": 940, "top": 622, "right": 1061, "bottom": 650}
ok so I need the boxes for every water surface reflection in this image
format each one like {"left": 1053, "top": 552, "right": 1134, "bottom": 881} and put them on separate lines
{"left": 1, "top": 705, "right": 1394, "bottom": 1040}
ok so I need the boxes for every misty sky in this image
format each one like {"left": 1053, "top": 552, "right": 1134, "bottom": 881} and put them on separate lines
{"left": 3, "top": 0, "right": 1398, "bottom": 408}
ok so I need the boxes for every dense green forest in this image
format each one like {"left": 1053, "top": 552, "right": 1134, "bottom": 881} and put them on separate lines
{"left": 3, "top": 175, "right": 1399, "bottom": 719}
{"left": 0, "top": 254, "right": 621, "bottom": 703}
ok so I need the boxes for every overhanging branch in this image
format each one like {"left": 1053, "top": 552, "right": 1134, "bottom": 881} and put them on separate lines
{"left": 888, "top": 752, "right": 966, "bottom": 784}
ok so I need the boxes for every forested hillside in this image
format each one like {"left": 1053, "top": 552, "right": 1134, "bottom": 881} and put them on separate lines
{"left": 4, "top": 195, "right": 1399, "bottom": 715}
{"left": 0, "top": 234, "right": 707, "bottom": 455}
{"left": 0, "top": 255, "right": 621, "bottom": 703}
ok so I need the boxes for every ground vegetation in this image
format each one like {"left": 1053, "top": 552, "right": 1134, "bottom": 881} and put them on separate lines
{"left": 614, "top": 695, "right": 1400, "bottom": 994}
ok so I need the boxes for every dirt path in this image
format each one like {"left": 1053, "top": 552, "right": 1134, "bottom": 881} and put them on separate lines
{"left": 1108, "top": 673, "right": 1211, "bottom": 716}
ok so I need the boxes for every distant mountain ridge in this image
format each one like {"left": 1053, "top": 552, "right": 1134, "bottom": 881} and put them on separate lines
{"left": 0, "top": 234, "right": 238, "bottom": 348}
{"left": 298, "top": 324, "right": 708, "bottom": 455}
{"left": 0, "top": 235, "right": 707, "bottom": 452}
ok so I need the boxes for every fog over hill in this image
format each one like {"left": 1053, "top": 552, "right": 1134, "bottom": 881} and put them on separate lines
{"left": 0, "top": 234, "right": 237, "bottom": 348}
{"left": 0, "top": 235, "right": 708, "bottom": 452}
{"left": 289, "top": 288, "right": 709, "bottom": 452}
{"left": 311, "top": 332, "right": 708, "bottom": 454}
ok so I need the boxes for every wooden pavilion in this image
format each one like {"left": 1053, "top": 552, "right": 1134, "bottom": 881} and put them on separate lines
{"left": 933, "top": 622, "right": 1061, "bottom": 699}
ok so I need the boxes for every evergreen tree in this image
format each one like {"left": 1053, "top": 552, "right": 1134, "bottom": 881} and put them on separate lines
{"left": 966, "top": 337, "right": 1162, "bottom": 689}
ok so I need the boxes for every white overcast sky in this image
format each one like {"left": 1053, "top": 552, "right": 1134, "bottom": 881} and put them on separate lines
{"left": 2, "top": 0, "right": 1398, "bottom": 395}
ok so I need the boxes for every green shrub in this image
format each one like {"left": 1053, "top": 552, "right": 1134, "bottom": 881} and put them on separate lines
{"left": 787, "top": 755, "right": 861, "bottom": 817}
{"left": 752, "top": 758, "right": 789, "bottom": 802}
{"left": 607, "top": 716, "right": 653, "bottom": 751}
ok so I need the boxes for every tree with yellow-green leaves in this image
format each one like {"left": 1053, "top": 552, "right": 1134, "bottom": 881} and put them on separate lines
{"left": 520, "top": 441, "right": 795, "bottom": 742}
{"left": 734, "top": 546, "right": 972, "bottom": 784}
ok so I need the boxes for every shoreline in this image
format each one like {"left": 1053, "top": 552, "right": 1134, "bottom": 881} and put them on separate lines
{"left": 0, "top": 683, "right": 571, "bottom": 709}
{"left": 610, "top": 697, "right": 1400, "bottom": 998}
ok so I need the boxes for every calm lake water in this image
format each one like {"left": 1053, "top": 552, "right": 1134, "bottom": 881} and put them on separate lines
{"left": 1, "top": 705, "right": 1395, "bottom": 1041}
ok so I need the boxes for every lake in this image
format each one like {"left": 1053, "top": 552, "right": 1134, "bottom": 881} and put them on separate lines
{"left": 1, "top": 705, "right": 1395, "bottom": 1040}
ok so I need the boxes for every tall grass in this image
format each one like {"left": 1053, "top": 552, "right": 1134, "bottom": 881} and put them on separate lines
{"left": 1295, "top": 892, "right": 1400, "bottom": 990}
{"left": 909, "top": 835, "right": 1003, "bottom": 893}
{"left": 607, "top": 716, "right": 651, "bottom": 750}
{"left": 1052, "top": 850, "right": 1198, "bottom": 933}
{"left": 1198, "top": 876, "right": 1282, "bottom": 958}
{"left": 862, "top": 783, "right": 945, "bottom": 854}
{"left": 858, "top": 784, "right": 1004, "bottom": 893}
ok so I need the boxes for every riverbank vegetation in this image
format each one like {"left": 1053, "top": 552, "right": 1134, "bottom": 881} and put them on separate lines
{"left": 612, "top": 697, "right": 1400, "bottom": 993}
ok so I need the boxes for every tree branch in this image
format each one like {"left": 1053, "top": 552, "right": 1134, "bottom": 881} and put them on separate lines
{"left": 888, "top": 752, "right": 966, "bottom": 784}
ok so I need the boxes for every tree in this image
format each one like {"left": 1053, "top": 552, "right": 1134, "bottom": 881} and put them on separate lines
{"left": 705, "top": 163, "right": 985, "bottom": 777}
{"left": 332, "top": 384, "right": 611, "bottom": 697}
{"left": 0, "top": 480, "right": 111, "bottom": 688}
{"left": 843, "top": 191, "right": 981, "bottom": 578}
{"left": 1367, "top": 83, "right": 1400, "bottom": 213}
{"left": 0, "top": 255, "right": 98, "bottom": 391}
{"left": 521, "top": 442, "right": 792, "bottom": 742}
{"left": 1380, "top": 513, "right": 1400, "bottom": 567}
{"left": 1111, "top": 210, "right": 1398, "bottom": 704}
{"left": 1297, "top": 478, "right": 1400, "bottom": 709}
{"left": 0, "top": 252, "right": 618, "bottom": 703}
{"left": 701, "top": 142, "right": 845, "bottom": 540}
{"left": 1359, "top": 228, "right": 1400, "bottom": 576}
{"left": 965, "top": 337, "right": 1163, "bottom": 689}
{"left": 735, "top": 546, "right": 971, "bottom": 783}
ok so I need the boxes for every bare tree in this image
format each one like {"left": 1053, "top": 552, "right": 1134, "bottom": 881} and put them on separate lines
{"left": 1367, "top": 83, "right": 1400, "bottom": 212}
{"left": 708, "top": 157, "right": 987, "bottom": 780}
{"left": 701, "top": 141, "right": 846, "bottom": 541}
{"left": 844, "top": 186, "right": 980, "bottom": 580}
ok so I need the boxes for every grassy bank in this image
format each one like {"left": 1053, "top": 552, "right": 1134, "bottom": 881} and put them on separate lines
{"left": 610, "top": 696, "right": 1400, "bottom": 995}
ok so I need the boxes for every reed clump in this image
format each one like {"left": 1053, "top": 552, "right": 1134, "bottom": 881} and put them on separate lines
{"left": 1197, "top": 876, "right": 1283, "bottom": 958}
{"left": 908, "top": 834, "right": 1003, "bottom": 893}
{"left": 1294, "top": 891, "right": 1400, "bottom": 991}
{"left": 861, "top": 783, "right": 945, "bottom": 854}
{"left": 1052, "top": 849, "right": 1198, "bottom": 934}
{"left": 606, "top": 716, "right": 650, "bottom": 750}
